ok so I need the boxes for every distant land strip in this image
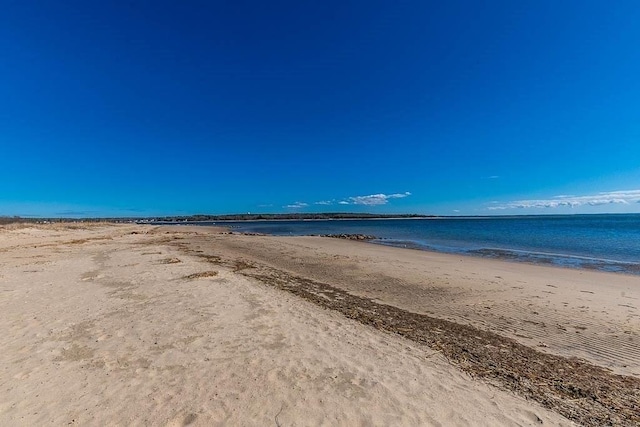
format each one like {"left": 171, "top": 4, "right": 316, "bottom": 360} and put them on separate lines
{"left": 0, "top": 213, "right": 433, "bottom": 224}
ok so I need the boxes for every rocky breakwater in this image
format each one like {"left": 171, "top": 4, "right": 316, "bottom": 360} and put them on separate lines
{"left": 320, "top": 234, "right": 377, "bottom": 241}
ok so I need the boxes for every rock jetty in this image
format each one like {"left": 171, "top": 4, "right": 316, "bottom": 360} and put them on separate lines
{"left": 320, "top": 234, "right": 377, "bottom": 241}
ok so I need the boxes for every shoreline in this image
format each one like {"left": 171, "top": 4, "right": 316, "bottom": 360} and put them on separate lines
{"left": 133, "top": 226, "right": 640, "bottom": 375}
{"left": 173, "top": 230, "right": 640, "bottom": 425}
{"left": 171, "top": 230, "right": 640, "bottom": 376}
{"left": 3, "top": 223, "right": 639, "bottom": 425}
{"left": 369, "top": 238, "right": 640, "bottom": 276}
{"left": 157, "top": 221, "right": 640, "bottom": 277}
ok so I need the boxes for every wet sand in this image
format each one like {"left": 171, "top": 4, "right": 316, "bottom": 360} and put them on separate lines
{"left": 199, "top": 232, "right": 640, "bottom": 378}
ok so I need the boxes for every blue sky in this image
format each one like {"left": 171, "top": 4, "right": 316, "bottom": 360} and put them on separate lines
{"left": 1, "top": 1, "right": 639, "bottom": 217}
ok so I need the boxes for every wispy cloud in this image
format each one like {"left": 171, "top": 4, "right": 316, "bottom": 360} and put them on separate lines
{"left": 283, "top": 191, "right": 412, "bottom": 209}
{"left": 488, "top": 189, "right": 640, "bottom": 210}
{"left": 284, "top": 202, "right": 308, "bottom": 209}
{"left": 340, "top": 192, "right": 412, "bottom": 206}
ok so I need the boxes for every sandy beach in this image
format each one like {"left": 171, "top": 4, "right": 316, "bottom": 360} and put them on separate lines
{"left": 2, "top": 223, "right": 639, "bottom": 425}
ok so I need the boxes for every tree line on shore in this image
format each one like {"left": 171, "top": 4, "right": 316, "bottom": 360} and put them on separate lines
{"left": 151, "top": 213, "right": 432, "bottom": 222}
{"left": 1, "top": 213, "right": 433, "bottom": 224}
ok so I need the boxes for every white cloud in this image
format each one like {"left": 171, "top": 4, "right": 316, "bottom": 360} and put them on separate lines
{"left": 488, "top": 189, "right": 640, "bottom": 210}
{"left": 285, "top": 192, "right": 412, "bottom": 210}
{"left": 340, "top": 192, "right": 412, "bottom": 206}
{"left": 284, "top": 202, "right": 308, "bottom": 209}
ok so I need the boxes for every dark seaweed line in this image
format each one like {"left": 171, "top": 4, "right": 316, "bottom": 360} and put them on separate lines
{"left": 243, "top": 268, "right": 639, "bottom": 426}
{"left": 173, "top": 240, "right": 640, "bottom": 427}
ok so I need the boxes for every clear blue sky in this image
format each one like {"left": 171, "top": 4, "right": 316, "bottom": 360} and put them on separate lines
{"left": 2, "top": 1, "right": 639, "bottom": 217}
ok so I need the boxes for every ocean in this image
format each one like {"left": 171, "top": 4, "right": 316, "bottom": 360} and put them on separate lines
{"left": 196, "top": 214, "right": 640, "bottom": 275}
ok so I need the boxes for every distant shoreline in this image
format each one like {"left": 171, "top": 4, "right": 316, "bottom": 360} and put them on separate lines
{"left": 1, "top": 212, "right": 638, "bottom": 225}
{"left": 143, "top": 212, "right": 640, "bottom": 224}
{"left": 147, "top": 217, "right": 433, "bottom": 224}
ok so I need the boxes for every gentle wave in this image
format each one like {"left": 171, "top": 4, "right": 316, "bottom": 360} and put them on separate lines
{"left": 373, "top": 238, "right": 640, "bottom": 275}
{"left": 185, "top": 214, "right": 640, "bottom": 276}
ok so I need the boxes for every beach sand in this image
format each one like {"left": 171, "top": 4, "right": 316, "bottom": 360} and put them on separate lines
{"left": 1, "top": 223, "right": 638, "bottom": 425}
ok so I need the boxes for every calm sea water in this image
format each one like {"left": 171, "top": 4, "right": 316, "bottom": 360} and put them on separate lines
{"left": 196, "top": 214, "right": 640, "bottom": 275}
